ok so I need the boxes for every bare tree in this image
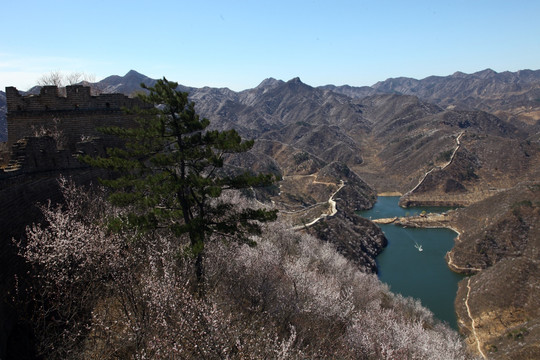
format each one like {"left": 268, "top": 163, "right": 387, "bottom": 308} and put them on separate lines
{"left": 16, "top": 178, "right": 474, "bottom": 359}
{"left": 37, "top": 70, "right": 64, "bottom": 88}
{"left": 17, "top": 179, "right": 300, "bottom": 359}
{"left": 37, "top": 71, "right": 104, "bottom": 95}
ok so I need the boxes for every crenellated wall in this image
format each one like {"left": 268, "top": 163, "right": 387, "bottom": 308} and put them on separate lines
{"left": 6, "top": 85, "right": 142, "bottom": 113}
{"left": 5, "top": 85, "right": 146, "bottom": 151}
{"left": 1, "top": 85, "right": 146, "bottom": 358}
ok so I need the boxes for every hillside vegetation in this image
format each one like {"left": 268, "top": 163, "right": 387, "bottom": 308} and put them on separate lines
{"left": 4, "top": 68, "right": 539, "bottom": 358}
{"left": 17, "top": 179, "right": 472, "bottom": 359}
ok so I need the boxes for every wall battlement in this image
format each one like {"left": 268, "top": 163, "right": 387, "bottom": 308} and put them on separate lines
{"left": 6, "top": 85, "right": 141, "bottom": 113}
{"left": 5, "top": 85, "right": 147, "bottom": 151}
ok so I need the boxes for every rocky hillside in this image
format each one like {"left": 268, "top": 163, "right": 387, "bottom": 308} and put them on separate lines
{"left": 447, "top": 184, "right": 540, "bottom": 359}
{"left": 194, "top": 77, "right": 538, "bottom": 205}
{"left": 326, "top": 68, "right": 540, "bottom": 127}
{"left": 73, "top": 71, "right": 540, "bottom": 205}
{"left": 4, "top": 70, "right": 538, "bottom": 208}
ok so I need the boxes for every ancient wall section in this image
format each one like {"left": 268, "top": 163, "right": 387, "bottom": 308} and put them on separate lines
{"left": 1, "top": 85, "right": 148, "bottom": 357}
{"left": 5, "top": 85, "right": 146, "bottom": 151}
{"left": 0, "top": 135, "right": 112, "bottom": 358}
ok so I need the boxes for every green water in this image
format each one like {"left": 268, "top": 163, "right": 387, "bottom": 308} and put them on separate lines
{"left": 358, "top": 196, "right": 464, "bottom": 329}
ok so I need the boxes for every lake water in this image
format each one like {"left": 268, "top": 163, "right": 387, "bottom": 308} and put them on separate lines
{"left": 358, "top": 196, "right": 464, "bottom": 329}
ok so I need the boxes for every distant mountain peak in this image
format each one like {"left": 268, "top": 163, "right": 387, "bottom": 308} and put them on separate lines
{"left": 124, "top": 70, "right": 151, "bottom": 81}
{"left": 474, "top": 68, "right": 497, "bottom": 79}
{"left": 284, "top": 77, "right": 312, "bottom": 91}
{"left": 288, "top": 77, "right": 303, "bottom": 84}
{"left": 451, "top": 71, "right": 467, "bottom": 78}
{"left": 256, "top": 77, "right": 283, "bottom": 89}
{"left": 125, "top": 69, "right": 143, "bottom": 76}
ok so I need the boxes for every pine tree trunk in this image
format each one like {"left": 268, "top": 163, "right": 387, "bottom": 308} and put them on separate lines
{"left": 189, "top": 230, "right": 205, "bottom": 297}
{"left": 195, "top": 251, "right": 205, "bottom": 298}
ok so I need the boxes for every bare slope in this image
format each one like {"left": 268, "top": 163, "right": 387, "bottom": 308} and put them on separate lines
{"left": 447, "top": 184, "right": 540, "bottom": 359}
{"left": 327, "top": 68, "right": 540, "bottom": 127}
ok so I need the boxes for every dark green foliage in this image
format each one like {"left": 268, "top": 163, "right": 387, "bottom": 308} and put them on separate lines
{"left": 507, "top": 328, "right": 529, "bottom": 340}
{"left": 293, "top": 151, "right": 309, "bottom": 164}
{"left": 512, "top": 200, "right": 533, "bottom": 209}
{"left": 460, "top": 166, "right": 478, "bottom": 181}
{"left": 437, "top": 149, "right": 454, "bottom": 162}
{"left": 528, "top": 184, "right": 540, "bottom": 192}
{"left": 81, "top": 78, "right": 277, "bottom": 285}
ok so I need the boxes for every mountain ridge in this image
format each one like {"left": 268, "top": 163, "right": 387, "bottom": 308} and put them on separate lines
{"left": 3, "top": 69, "right": 539, "bottom": 195}
{"left": 2, "top": 68, "right": 540, "bottom": 358}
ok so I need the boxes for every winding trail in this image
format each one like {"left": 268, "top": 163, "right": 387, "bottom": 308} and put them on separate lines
{"left": 442, "top": 131, "right": 464, "bottom": 170}
{"left": 403, "top": 131, "right": 464, "bottom": 197}
{"left": 290, "top": 180, "right": 345, "bottom": 230}
{"left": 446, "top": 251, "right": 484, "bottom": 273}
{"left": 464, "top": 278, "right": 487, "bottom": 359}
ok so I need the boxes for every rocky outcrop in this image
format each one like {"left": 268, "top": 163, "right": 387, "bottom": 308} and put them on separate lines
{"left": 317, "top": 161, "right": 376, "bottom": 211}
{"left": 306, "top": 208, "right": 387, "bottom": 273}
{"left": 263, "top": 155, "right": 386, "bottom": 273}
{"left": 303, "top": 162, "right": 386, "bottom": 272}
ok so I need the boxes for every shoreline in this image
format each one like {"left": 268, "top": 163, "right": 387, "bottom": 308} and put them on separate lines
{"left": 374, "top": 213, "right": 484, "bottom": 275}
{"left": 377, "top": 191, "right": 402, "bottom": 196}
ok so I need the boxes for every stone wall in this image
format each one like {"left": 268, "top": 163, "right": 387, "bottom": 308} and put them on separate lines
{"left": 5, "top": 85, "right": 145, "bottom": 151}
{"left": 1, "top": 85, "right": 145, "bottom": 358}
{"left": 0, "top": 135, "right": 113, "bottom": 358}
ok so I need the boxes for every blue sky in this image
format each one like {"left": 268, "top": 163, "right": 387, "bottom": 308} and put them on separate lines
{"left": 1, "top": 0, "right": 539, "bottom": 91}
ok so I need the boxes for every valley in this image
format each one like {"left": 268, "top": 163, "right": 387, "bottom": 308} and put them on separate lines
{"left": 1, "top": 68, "right": 539, "bottom": 358}
{"left": 359, "top": 197, "right": 463, "bottom": 329}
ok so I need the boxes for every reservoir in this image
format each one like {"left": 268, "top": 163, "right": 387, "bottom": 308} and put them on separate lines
{"left": 358, "top": 196, "right": 464, "bottom": 329}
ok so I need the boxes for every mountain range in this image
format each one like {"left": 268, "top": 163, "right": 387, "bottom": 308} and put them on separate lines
{"left": 2, "top": 69, "right": 540, "bottom": 358}
{"left": 3, "top": 69, "right": 540, "bottom": 204}
{"left": 2, "top": 69, "right": 540, "bottom": 200}
{"left": 3, "top": 68, "right": 540, "bottom": 139}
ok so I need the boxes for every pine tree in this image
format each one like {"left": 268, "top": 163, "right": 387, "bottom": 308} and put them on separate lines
{"left": 81, "top": 78, "right": 277, "bottom": 289}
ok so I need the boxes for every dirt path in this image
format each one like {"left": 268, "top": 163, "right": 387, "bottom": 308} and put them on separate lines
{"left": 464, "top": 278, "right": 487, "bottom": 359}
{"left": 290, "top": 180, "right": 344, "bottom": 230}
{"left": 403, "top": 131, "right": 464, "bottom": 197}
{"left": 442, "top": 131, "right": 464, "bottom": 171}
{"left": 446, "top": 251, "right": 484, "bottom": 273}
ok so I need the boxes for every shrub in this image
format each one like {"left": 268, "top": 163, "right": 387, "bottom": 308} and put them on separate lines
{"left": 18, "top": 180, "right": 473, "bottom": 359}
{"left": 207, "top": 219, "right": 473, "bottom": 359}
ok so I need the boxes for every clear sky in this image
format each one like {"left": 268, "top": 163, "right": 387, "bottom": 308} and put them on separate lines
{"left": 1, "top": 0, "right": 539, "bottom": 91}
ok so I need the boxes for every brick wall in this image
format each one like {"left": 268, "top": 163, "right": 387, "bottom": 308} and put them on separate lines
{"left": 6, "top": 85, "right": 146, "bottom": 151}
{"left": 1, "top": 85, "right": 147, "bottom": 357}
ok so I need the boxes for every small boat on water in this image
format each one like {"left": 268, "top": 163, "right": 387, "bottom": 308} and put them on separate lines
{"left": 415, "top": 243, "right": 423, "bottom": 252}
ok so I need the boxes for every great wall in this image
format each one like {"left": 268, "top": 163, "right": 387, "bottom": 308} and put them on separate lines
{"left": 0, "top": 85, "right": 144, "bottom": 357}
{"left": 1, "top": 84, "right": 145, "bottom": 237}
{"left": 5, "top": 85, "right": 144, "bottom": 150}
